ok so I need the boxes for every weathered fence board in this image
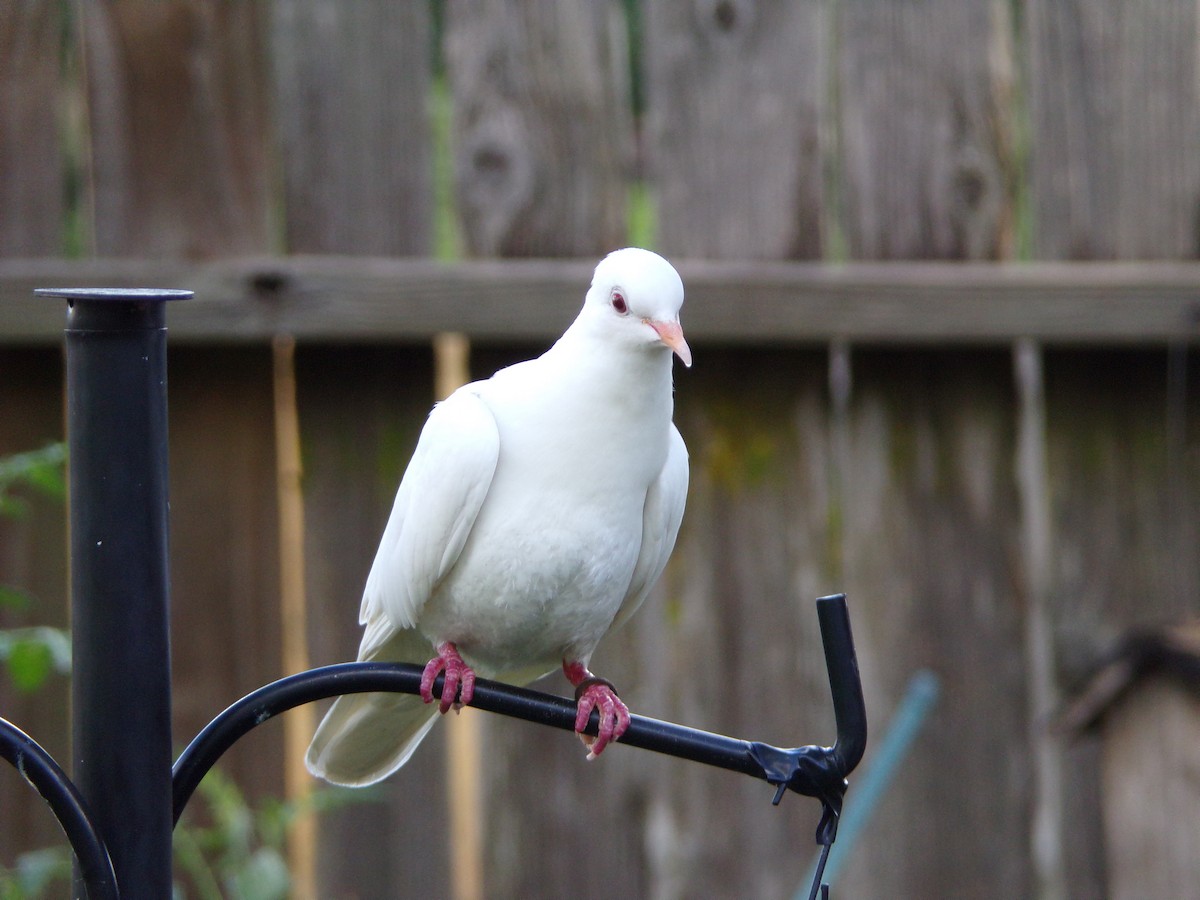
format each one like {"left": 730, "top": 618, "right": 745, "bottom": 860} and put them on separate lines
{"left": 296, "top": 345, "right": 450, "bottom": 898}
{"left": 4, "top": 258, "right": 1200, "bottom": 345}
{"left": 645, "top": 0, "right": 826, "bottom": 260}
{"left": 0, "top": 2, "right": 65, "bottom": 256}
{"left": 837, "top": 349, "right": 1033, "bottom": 896}
{"left": 271, "top": 1, "right": 432, "bottom": 256}
{"left": 166, "top": 348, "right": 286, "bottom": 808}
{"left": 2, "top": 2, "right": 1200, "bottom": 896}
{"left": 1027, "top": 0, "right": 1200, "bottom": 260}
{"left": 837, "top": 0, "right": 1015, "bottom": 260}
{"left": 446, "top": 0, "right": 629, "bottom": 256}
{"left": 80, "top": 1, "right": 271, "bottom": 256}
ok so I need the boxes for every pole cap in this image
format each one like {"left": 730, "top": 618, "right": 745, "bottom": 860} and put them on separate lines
{"left": 35, "top": 288, "right": 193, "bottom": 302}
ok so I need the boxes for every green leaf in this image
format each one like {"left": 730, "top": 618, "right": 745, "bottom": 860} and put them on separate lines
{"left": 8, "top": 639, "right": 54, "bottom": 692}
{"left": 0, "top": 585, "right": 32, "bottom": 611}
{"left": 227, "top": 849, "right": 289, "bottom": 900}
{"left": 1, "top": 847, "right": 73, "bottom": 897}
{"left": 0, "top": 443, "right": 67, "bottom": 513}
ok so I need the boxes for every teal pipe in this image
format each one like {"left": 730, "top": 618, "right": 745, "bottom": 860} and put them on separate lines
{"left": 797, "top": 669, "right": 941, "bottom": 897}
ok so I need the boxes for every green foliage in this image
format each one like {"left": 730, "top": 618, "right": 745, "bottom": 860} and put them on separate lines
{"left": 0, "top": 444, "right": 66, "bottom": 520}
{"left": 0, "top": 848, "right": 72, "bottom": 900}
{"left": 0, "top": 444, "right": 69, "bottom": 693}
{"left": 0, "top": 767, "right": 372, "bottom": 899}
{"left": 431, "top": 75, "right": 464, "bottom": 261}
{"left": 172, "top": 770, "right": 376, "bottom": 900}
{"left": 173, "top": 768, "right": 292, "bottom": 900}
{"left": 0, "top": 628, "right": 70, "bottom": 693}
{"left": 627, "top": 180, "right": 657, "bottom": 250}
{"left": 0, "top": 445, "right": 376, "bottom": 896}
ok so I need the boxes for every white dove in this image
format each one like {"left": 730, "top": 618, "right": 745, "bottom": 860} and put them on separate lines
{"left": 306, "top": 247, "right": 691, "bottom": 786}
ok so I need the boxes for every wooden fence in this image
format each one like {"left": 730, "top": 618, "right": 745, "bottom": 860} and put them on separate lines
{"left": 2, "top": 2, "right": 1199, "bottom": 898}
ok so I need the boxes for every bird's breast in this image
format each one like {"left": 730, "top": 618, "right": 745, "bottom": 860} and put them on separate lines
{"left": 419, "top": 467, "right": 648, "bottom": 675}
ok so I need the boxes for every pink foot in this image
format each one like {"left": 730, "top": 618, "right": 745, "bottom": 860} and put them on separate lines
{"left": 421, "top": 642, "right": 476, "bottom": 714}
{"left": 563, "top": 660, "right": 630, "bottom": 760}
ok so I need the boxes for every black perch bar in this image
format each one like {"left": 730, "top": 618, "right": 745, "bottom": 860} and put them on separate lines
{"left": 173, "top": 593, "right": 866, "bottom": 826}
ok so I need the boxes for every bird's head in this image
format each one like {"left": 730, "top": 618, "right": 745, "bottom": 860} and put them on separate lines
{"left": 584, "top": 248, "right": 691, "bottom": 368}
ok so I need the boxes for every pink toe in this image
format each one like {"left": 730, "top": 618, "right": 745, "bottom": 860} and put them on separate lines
{"left": 575, "top": 683, "right": 629, "bottom": 758}
{"left": 419, "top": 656, "right": 443, "bottom": 704}
{"left": 422, "top": 642, "right": 476, "bottom": 713}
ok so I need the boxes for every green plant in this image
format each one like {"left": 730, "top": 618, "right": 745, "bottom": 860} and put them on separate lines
{"left": 172, "top": 770, "right": 376, "bottom": 900}
{"left": 0, "top": 444, "right": 373, "bottom": 898}
{"left": 0, "top": 443, "right": 69, "bottom": 693}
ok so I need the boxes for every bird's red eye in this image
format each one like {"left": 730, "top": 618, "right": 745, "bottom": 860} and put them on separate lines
{"left": 611, "top": 291, "right": 628, "bottom": 314}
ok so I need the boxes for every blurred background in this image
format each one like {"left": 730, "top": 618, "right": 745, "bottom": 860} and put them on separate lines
{"left": 1, "top": 1, "right": 1199, "bottom": 898}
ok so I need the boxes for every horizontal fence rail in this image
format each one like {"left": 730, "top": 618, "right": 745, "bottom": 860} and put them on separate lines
{"left": 3, "top": 259, "right": 1200, "bottom": 345}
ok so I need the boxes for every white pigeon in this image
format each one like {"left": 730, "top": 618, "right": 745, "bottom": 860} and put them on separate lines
{"left": 306, "top": 247, "right": 691, "bottom": 786}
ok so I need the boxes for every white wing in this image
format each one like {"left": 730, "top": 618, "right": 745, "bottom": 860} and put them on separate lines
{"left": 358, "top": 387, "right": 500, "bottom": 655}
{"left": 612, "top": 423, "right": 688, "bottom": 631}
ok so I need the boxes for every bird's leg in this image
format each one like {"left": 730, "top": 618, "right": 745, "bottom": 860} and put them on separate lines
{"left": 420, "top": 641, "right": 476, "bottom": 714}
{"left": 563, "top": 660, "right": 630, "bottom": 760}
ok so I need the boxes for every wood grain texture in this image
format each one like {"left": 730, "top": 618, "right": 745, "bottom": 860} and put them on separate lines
{"left": 834, "top": 349, "right": 1033, "bottom": 896}
{"left": 1027, "top": 0, "right": 1200, "bottom": 259}
{"left": 836, "top": 0, "right": 1016, "bottom": 260}
{"left": 1100, "top": 680, "right": 1200, "bottom": 900}
{"left": 167, "top": 348, "right": 284, "bottom": 807}
{"left": 271, "top": 1, "right": 432, "bottom": 256}
{"left": 5, "top": 257, "right": 1200, "bottom": 345}
{"left": 645, "top": 0, "right": 827, "bottom": 259}
{"left": 295, "top": 345, "right": 450, "bottom": 899}
{"left": 1, "top": 335, "right": 1194, "bottom": 895}
{"left": 0, "top": 1, "right": 65, "bottom": 255}
{"left": 445, "top": 0, "right": 629, "bottom": 256}
{"left": 80, "top": 1, "right": 270, "bottom": 256}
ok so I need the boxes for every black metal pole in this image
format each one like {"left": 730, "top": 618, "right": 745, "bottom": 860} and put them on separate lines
{"left": 38, "top": 287, "right": 190, "bottom": 899}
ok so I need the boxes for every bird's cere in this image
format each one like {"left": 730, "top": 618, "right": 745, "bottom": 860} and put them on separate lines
{"left": 647, "top": 318, "right": 692, "bottom": 367}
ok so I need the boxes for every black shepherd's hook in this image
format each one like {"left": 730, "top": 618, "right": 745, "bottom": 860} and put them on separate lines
{"left": 173, "top": 594, "right": 866, "bottom": 896}
{"left": 24, "top": 288, "right": 867, "bottom": 898}
{"left": 0, "top": 718, "right": 118, "bottom": 900}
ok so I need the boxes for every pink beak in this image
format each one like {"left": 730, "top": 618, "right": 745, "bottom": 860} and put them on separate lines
{"left": 647, "top": 319, "right": 692, "bottom": 368}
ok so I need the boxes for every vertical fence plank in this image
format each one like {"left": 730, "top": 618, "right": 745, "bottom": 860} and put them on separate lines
{"left": 645, "top": 0, "right": 827, "bottom": 260}
{"left": 271, "top": 1, "right": 432, "bottom": 256}
{"left": 835, "top": 349, "right": 1032, "bottom": 898}
{"left": 836, "top": 0, "right": 1016, "bottom": 260}
{"left": 1014, "top": 339, "right": 1068, "bottom": 900}
{"left": 297, "top": 346, "right": 450, "bottom": 899}
{"left": 167, "top": 349, "right": 284, "bottom": 809}
{"left": 445, "top": 0, "right": 629, "bottom": 256}
{"left": 0, "top": 2, "right": 65, "bottom": 255}
{"left": 80, "top": 1, "right": 270, "bottom": 256}
{"left": 1027, "top": 0, "right": 1200, "bottom": 259}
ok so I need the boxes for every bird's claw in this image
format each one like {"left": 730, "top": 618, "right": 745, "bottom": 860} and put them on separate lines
{"left": 420, "top": 642, "right": 476, "bottom": 714}
{"left": 573, "top": 678, "right": 630, "bottom": 760}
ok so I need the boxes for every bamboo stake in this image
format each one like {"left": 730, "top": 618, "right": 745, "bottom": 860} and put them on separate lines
{"left": 433, "top": 331, "right": 484, "bottom": 900}
{"left": 272, "top": 334, "right": 317, "bottom": 900}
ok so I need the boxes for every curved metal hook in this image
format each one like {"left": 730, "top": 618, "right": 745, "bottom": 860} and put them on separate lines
{"left": 174, "top": 594, "right": 867, "bottom": 830}
{"left": 0, "top": 717, "right": 118, "bottom": 900}
{"left": 748, "top": 595, "right": 867, "bottom": 832}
